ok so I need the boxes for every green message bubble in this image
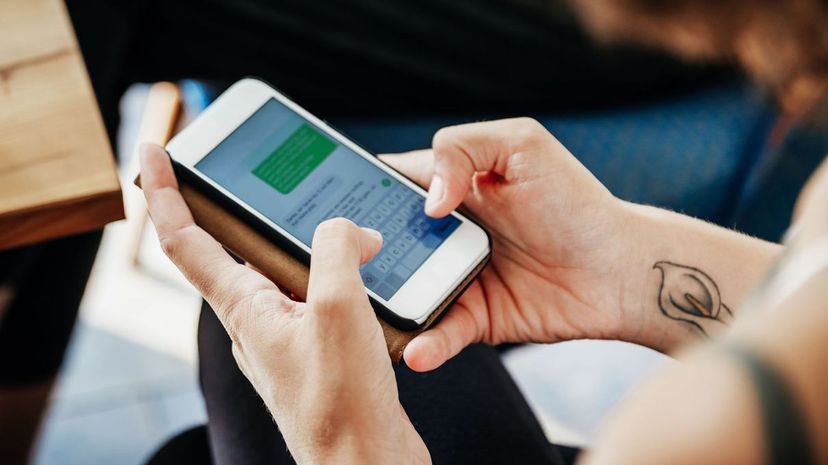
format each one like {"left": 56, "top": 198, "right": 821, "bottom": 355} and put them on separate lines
{"left": 252, "top": 124, "right": 337, "bottom": 194}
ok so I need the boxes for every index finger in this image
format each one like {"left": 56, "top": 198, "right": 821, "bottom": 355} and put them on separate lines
{"left": 426, "top": 117, "right": 557, "bottom": 217}
{"left": 306, "top": 218, "right": 382, "bottom": 328}
{"left": 139, "top": 143, "right": 263, "bottom": 316}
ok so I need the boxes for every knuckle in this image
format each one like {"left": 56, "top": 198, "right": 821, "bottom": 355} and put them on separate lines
{"left": 158, "top": 233, "right": 181, "bottom": 260}
{"left": 511, "top": 117, "right": 548, "bottom": 143}
{"left": 310, "top": 291, "right": 342, "bottom": 315}
{"left": 311, "top": 287, "right": 365, "bottom": 316}
{"left": 157, "top": 224, "right": 196, "bottom": 261}
{"left": 432, "top": 126, "right": 473, "bottom": 172}
{"left": 514, "top": 116, "right": 542, "bottom": 128}
{"left": 431, "top": 125, "right": 463, "bottom": 154}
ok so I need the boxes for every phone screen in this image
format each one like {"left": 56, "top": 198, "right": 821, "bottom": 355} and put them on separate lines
{"left": 196, "top": 98, "right": 460, "bottom": 300}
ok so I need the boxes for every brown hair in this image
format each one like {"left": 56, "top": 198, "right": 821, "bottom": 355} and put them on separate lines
{"left": 571, "top": 0, "right": 828, "bottom": 114}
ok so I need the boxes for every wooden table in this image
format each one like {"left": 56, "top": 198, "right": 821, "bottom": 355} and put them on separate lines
{"left": 0, "top": 0, "right": 124, "bottom": 250}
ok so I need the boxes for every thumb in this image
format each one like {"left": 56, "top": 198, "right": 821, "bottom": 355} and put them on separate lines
{"left": 402, "top": 299, "right": 482, "bottom": 371}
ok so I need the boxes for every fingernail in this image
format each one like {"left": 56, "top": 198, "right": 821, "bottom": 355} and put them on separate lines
{"left": 424, "top": 175, "right": 444, "bottom": 213}
{"left": 361, "top": 227, "right": 383, "bottom": 243}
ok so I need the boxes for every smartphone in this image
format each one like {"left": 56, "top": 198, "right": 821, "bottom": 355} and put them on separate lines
{"left": 166, "top": 78, "right": 491, "bottom": 329}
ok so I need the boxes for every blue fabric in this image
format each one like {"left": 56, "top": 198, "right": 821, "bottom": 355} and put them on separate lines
{"left": 538, "top": 85, "right": 775, "bottom": 223}
{"left": 730, "top": 116, "right": 828, "bottom": 241}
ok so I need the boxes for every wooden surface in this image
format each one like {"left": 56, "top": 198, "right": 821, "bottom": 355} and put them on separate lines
{"left": 0, "top": 0, "right": 123, "bottom": 250}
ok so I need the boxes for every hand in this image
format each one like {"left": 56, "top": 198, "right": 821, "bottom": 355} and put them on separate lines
{"left": 381, "top": 118, "right": 635, "bottom": 371}
{"left": 139, "top": 144, "right": 429, "bottom": 465}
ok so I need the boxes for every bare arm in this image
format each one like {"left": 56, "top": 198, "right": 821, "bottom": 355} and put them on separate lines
{"left": 382, "top": 118, "right": 783, "bottom": 370}
{"left": 581, "top": 268, "right": 828, "bottom": 465}
{"left": 615, "top": 203, "right": 783, "bottom": 353}
{"left": 582, "top": 158, "right": 828, "bottom": 465}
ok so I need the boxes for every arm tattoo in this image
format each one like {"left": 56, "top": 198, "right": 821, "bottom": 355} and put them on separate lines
{"left": 653, "top": 261, "right": 732, "bottom": 338}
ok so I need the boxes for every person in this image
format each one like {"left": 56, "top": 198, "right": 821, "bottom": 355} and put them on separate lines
{"left": 139, "top": 119, "right": 826, "bottom": 465}
{"left": 4, "top": 1, "right": 728, "bottom": 463}
{"left": 1, "top": 1, "right": 721, "bottom": 462}
{"left": 138, "top": 0, "right": 828, "bottom": 464}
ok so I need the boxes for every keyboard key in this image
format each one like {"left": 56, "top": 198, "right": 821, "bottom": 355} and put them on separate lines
{"left": 401, "top": 232, "right": 416, "bottom": 245}
{"left": 375, "top": 282, "right": 397, "bottom": 300}
{"left": 361, "top": 271, "right": 378, "bottom": 286}
{"left": 391, "top": 214, "right": 407, "bottom": 227}
{"left": 384, "top": 273, "right": 405, "bottom": 289}
{"left": 391, "top": 191, "right": 406, "bottom": 202}
{"left": 369, "top": 211, "right": 386, "bottom": 223}
{"left": 387, "top": 221, "right": 403, "bottom": 234}
{"left": 377, "top": 203, "right": 392, "bottom": 216}
{"left": 394, "top": 239, "right": 411, "bottom": 251}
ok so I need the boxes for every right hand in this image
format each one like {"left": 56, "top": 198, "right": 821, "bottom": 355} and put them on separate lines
{"left": 140, "top": 145, "right": 429, "bottom": 464}
{"left": 381, "top": 118, "right": 637, "bottom": 371}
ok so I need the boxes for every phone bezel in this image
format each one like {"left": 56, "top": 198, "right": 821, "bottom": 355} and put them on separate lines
{"left": 165, "top": 78, "right": 490, "bottom": 327}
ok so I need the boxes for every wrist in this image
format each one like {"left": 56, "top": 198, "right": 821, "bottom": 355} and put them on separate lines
{"left": 612, "top": 201, "right": 675, "bottom": 349}
{"left": 289, "top": 413, "right": 427, "bottom": 465}
{"left": 296, "top": 435, "right": 379, "bottom": 465}
{"left": 614, "top": 201, "right": 783, "bottom": 353}
{"left": 296, "top": 433, "right": 418, "bottom": 465}
{"left": 615, "top": 201, "right": 722, "bottom": 352}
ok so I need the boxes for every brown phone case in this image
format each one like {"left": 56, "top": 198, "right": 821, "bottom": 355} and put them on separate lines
{"left": 135, "top": 173, "right": 489, "bottom": 362}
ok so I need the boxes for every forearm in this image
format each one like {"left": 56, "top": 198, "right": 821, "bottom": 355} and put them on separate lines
{"left": 584, "top": 271, "right": 828, "bottom": 465}
{"left": 615, "top": 202, "right": 783, "bottom": 353}
{"left": 728, "top": 269, "right": 828, "bottom": 465}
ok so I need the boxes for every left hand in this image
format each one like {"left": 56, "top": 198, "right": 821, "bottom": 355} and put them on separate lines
{"left": 379, "top": 119, "right": 633, "bottom": 371}
{"left": 139, "top": 144, "right": 430, "bottom": 465}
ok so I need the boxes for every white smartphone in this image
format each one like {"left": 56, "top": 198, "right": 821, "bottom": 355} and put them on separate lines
{"left": 166, "top": 78, "right": 491, "bottom": 329}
